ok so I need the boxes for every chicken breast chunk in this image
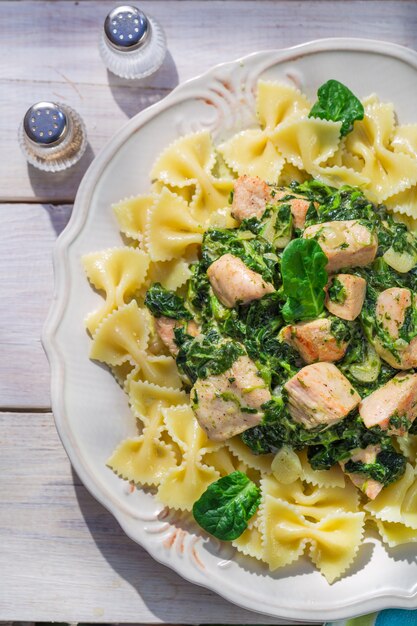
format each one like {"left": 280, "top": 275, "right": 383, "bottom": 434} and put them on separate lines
{"left": 359, "top": 372, "right": 417, "bottom": 435}
{"left": 303, "top": 220, "right": 378, "bottom": 272}
{"left": 207, "top": 253, "right": 275, "bottom": 308}
{"left": 285, "top": 195, "right": 311, "bottom": 230}
{"left": 192, "top": 355, "right": 271, "bottom": 441}
{"left": 373, "top": 287, "right": 417, "bottom": 369}
{"left": 281, "top": 318, "right": 348, "bottom": 364}
{"left": 325, "top": 274, "right": 367, "bottom": 321}
{"left": 155, "top": 316, "right": 199, "bottom": 356}
{"left": 284, "top": 362, "right": 360, "bottom": 429}
{"left": 340, "top": 445, "right": 384, "bottom": 500}
{"left": 231, "top": 175, "right": 272, "bottom": 222}
{"left": 231, "top": 176, "right": 311, "bottom": 229}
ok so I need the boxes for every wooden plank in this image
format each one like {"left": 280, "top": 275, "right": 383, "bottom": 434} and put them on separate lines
{"left": 1, "top": 1, "right": 417, "bottom": 202}
{"left": 2, "top": 1, "right": 417, "bottom": 89}
{"left": 0, "top": 0, "right": 417, "bottom": 89}
{"left": 0, "top": 204, "right": 72, "bottom": 409}
{"left": 0, "top": 412, "right": 302, "bottom": 624}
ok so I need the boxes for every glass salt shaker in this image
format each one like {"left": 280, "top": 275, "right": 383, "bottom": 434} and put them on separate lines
{"left": 99, "top": 5, "right": 166, "bottom": 80}
{"left": 18, "top": 102, "right": 87, "bottom": 172}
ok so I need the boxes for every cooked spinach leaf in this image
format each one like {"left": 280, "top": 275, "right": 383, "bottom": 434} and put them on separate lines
{"left": 241, "top": 202, "right": 294, "bottom": 249}
{"left": 242, "top": 396, "right": 387, "bottom": 460}
{"left": 309, "top": 79, "right": 364, "bottom": 136}
{"left": 192, "top": 471, "right": 261, "bottom": 541}
{"left": 328, "top": 277, "right": 347, "bottom": 304}
{"left": 241, "top": 395, "right": 308, "bottom": 454}
{"left": 201, "top": 227, "right": 279, "bottom": 285}
{"left": 175, "top": 326, "right": 245, "bottom": 384}
{"left": 145, "top": 283, "right": 192, "bottom": 320}
{"left": 281, "top": 238, "right": 328, "bottom": 322}
{"left": 307, "top": 414, "right": 388, "bottom": 470}
{"left": 330, "top": 316, "right": 352, "bottom": 345}
{"left": 345, "top": 446, "right": 406, "bottom": 487}
{"left": 230, "top": 293, "right": 299, "bottom": 387}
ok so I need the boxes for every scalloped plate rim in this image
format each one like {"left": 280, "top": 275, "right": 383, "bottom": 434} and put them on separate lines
{"left": 43, "top": 38, "right": 417, "bottom": 622}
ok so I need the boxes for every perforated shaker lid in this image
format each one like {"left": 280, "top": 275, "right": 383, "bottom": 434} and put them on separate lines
{"left": 104, "top": 5, "right": 150, "bottom": 51}
{"left": 23, "top": 102, "right": 68, "bottom": 146}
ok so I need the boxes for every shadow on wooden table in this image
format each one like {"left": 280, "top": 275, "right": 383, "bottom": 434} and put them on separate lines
{"left": 71, "top": 468, "right": 279, "bottom": 623}
{"left": 26, "top": 143, "right": 95, "bottom": 205}
{"left": 107, "top": 51, "right": 179, "bottom": 118}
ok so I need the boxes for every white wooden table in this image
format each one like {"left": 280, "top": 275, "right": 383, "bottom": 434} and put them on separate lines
{"left": 1, "top": 1, "right": 417, "bottom": 623}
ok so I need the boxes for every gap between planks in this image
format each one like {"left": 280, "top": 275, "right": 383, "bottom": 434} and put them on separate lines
{"left": 0, "top": 198, "right": 75, "bottom": 205}
{"left": 0, "top": 407, "right": 52, "bottom": 413}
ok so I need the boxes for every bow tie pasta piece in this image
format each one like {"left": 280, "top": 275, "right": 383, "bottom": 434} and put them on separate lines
{"left": 261, "top": 474, "right": 358, "bottom": 522}
{"left": 108, "top": 403, "right": 178, "bottom": 487}
{"left": 345, "top": 101, "right": 417, "bottom": 203}
{"left": 90, "top": 301, "right": 150, "bottom": 364}
{"left": 145, "top": 258, "right": 192, "bottom": 292}
{"left": 89, "top": 301, "right": 182, "bottom": 388}
{"left": 126, "top": 354, "right": 182, "bottom": 390}
{"left": 152, "top": 179, "right": 197, "bottom": 205}
{"left": 365, "top": 463, "right": 417, "bottom": 529}
{"left": 259, "top": 497, "right": 309, "bottom": 570}
{"left": 271, "top": 117, "right": 342, "bottom": 171}
{"left": 232, "top": 512, "right": 266, "bottom": 562}
{"left": 306, "top": 138, "right": 368, "bottom": 188}
{"left": 113, "top": 194, "right": 156, "bottom": 243}
{"left": 144, "top": 187, "right": 206, "bottom": 262}
{"left": 307, "top": 511, "right": 365, "bottom": 583}
{"left": 150, "top": 131, "right": 234, "bottom": 215}
{"left": 298, "top": 450, "right": 345, "bottom": 488}
{"left": 226, "top": 436, "right": 274, "bottom": 474}
{"left": 391, "top": 124, "right": 417, "bottom": 158}
{"left": 375, "top": 519, "right": 417, "bottom": 548}
{"left": 260, "top": 496, "right": 365, "bottom": 582}
{"left": 218, "top": 129, "right": 285, "bottom": 182}
{"left": 256, "top": 81, "right": 311, "bottom": 130}
{"left": 202, "top": 446, "right": 249, "bottom": 478}
{"left": 279, "top": 161, "right": 309, "bottom": 186}
{"left": 385, "top": 186, "right": 417, "bottom": 219}
{"left": 397, "top": 434, "right": 417, "bottom": 465}
{"left": 111, "top": 361, "right": 135, "bottom": 389}
{"left": 310, "top": 161, "right": 369, "bottom": 188}
{"left": 217, "top": 80, "right": 311, "bottom": 182}
{"left": 83, "top": 247, "right": 150, "bottom": 334}
{"left": 156, "top": 406, "right": 221, "bottom": 511}
{"left": 128, "top": 379, "right": 186, "bottom": 422}
{"left": 151, "top": 130, "right": 216, "bottom": 187}
{"left": 272, "top": 117, "right": 368, "bottom": 187}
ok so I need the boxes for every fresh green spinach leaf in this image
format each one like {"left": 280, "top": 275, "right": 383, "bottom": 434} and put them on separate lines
{"left": 192, "top": 471, "right": 261, "bottom": 540}
{"left": 309, "top": 79, "right": 364, "bottom": 137}
{"left": 281, "top": 238, "right": 328, "bottom": 322}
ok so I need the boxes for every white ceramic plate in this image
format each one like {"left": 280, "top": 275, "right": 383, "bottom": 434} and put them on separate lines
{"left": 43, "top": 39, "right": 417, "bottom": 622}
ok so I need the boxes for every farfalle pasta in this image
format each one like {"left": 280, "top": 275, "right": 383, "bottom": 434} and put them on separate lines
{"left": 83, "top": 247, "right": 150, "bottom": 333}
{"left": 84, "top": 78, "right": 417, "bottom": 584}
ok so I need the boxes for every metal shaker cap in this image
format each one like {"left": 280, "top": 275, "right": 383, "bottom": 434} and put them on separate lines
{"left": 23, "top": 102, "right": 68, "bottom": 146}
{"left": 104, "top": 5, "right": 149, "bottom": 51}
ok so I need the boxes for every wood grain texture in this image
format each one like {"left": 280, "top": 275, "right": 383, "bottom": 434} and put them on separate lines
{"left": 1, "top": 1, "right": 417, "bottom": 201}
{"left": 0, "top": 412, "right": 301, "bottom": 624}
{"left": 0, "top": 204, "right": 71, "bottom": 409}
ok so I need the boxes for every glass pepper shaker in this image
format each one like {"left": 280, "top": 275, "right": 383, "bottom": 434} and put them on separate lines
{"left": 99, "top": 5, "right": 166, "bottom": 80}
{"left": 18, "top": 102, "right": 87, "bottom": 172}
